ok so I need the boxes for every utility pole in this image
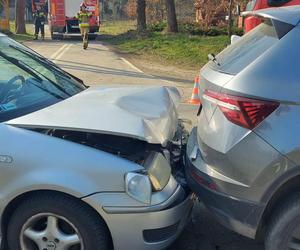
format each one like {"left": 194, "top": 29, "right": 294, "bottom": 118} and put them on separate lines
{"left": 228, "top": 0, "right": 233, "bottom": 37}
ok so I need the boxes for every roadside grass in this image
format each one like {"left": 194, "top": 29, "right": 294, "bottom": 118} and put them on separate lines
{"left": 9, "top": 32, "right": 34, "bottom": 42}
{"left": 100, "top": 20, "right": 136, "bottom": 36}
{"left": 102, "top": 28, "right": 229, "bottom": 69}
{"left": 4, "top": 22, "right": 35, "bottom": 42}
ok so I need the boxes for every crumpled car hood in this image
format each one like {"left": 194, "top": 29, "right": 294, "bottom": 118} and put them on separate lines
{"left": 6, "top": 86, "right": 181, "bottom": 145}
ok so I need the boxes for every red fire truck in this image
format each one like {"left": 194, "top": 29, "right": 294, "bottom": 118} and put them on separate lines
{"left": 243, "top": 0, "right": 300, "bottom": 32}
{"left": 32, "top": 0, "right": 100, "bottom": 40}
{"left": 32, "top": 0, "right": 48, "bottom": 13}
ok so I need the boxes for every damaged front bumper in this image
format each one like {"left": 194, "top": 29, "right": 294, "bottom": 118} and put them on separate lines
{"left": 82, "top": 120, "right": 193, "bottom": 250}
{"left": 83, "top": 174, "right": 194, "bottom": 250}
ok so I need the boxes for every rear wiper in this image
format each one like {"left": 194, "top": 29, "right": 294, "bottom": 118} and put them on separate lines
{"left": 208, "top": 53, "right": 221, "bottom": 66}
{"left": 0, "top": 50, "right": 64, "bottom": 100}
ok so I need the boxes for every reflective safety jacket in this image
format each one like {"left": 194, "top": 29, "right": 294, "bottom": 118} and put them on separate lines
{"left": 33, "top": 10, "right": 46, "bottom": 25}
{"left": 76, "top": 11, "right": 92, "bottom": 28}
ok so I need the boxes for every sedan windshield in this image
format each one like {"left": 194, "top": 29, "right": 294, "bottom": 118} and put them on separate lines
{"left": 0, "top": 36, "right": 86, "bottom": 122}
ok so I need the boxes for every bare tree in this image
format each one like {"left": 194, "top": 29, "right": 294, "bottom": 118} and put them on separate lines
{"left": 147, "top": 0, "right": 165, "bottom": 23}
{"left": 125, "top": 0, "right": 137, "bottom": 19}
{"left": 165, "top": 0, "right": 178, "bottom": 32}
{"left": 137, "top": 0, "right": 146, "bottom": 31}
{"left": 15, "top": 0, "right": 26, "bottom": 34}
{"left": 194, "top": 0, "right": 227, "bottom": 29}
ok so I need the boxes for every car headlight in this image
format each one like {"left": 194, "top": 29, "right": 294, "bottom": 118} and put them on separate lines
{"left": 125, "top": 172, "right": 152, "bottom": 204}
{"left": 144, "top": 152, "right": 171, "bottom": 191}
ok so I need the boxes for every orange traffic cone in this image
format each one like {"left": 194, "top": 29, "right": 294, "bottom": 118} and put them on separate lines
{"left": 188, "top": 76, "right": 201, "bottom": 104}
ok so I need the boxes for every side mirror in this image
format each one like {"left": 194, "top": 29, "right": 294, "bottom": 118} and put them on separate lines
{"left": 236, "top": 5, "right": 241, "bottom": 16}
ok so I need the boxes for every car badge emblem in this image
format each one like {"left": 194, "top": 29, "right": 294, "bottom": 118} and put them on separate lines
{"left": 0, "top": 155, "right": 13, "bottom": 164}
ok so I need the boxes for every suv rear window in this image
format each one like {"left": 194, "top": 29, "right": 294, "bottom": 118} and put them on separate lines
{"left": 210, "top": 20, "right": 279, "bottom": 75}
{"left": 268, "top": 0, "right": 292, "bottom": 7}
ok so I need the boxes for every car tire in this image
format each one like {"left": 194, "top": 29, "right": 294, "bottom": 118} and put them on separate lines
{"left": 7, "top": 193, "right": 111, "bottom": 250}
{"left": 265, "top": 194, "right": 300, "bottom": 250}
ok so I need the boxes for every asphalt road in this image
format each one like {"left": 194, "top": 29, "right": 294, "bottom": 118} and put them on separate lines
{"left": 24, "top": 38, "right": 264, "bottom": 250}
{"left": 24, "top": 39, "right": 177, "bottom": 86}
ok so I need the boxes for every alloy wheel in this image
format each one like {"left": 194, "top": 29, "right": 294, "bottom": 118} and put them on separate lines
{"left": 20, "top": 213, "right": 83, "bottom": 250}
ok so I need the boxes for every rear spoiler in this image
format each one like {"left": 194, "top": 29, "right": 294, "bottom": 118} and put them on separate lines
{"left": 242, "top": 7, "right": 296, "bottom": 38}
{"left": 241, "top": 6, "right": 300, "bottom": 26}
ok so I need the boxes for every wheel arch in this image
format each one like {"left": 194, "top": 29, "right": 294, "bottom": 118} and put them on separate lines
{"left": 257, "top": 173, "right": 300, "bottom": 239}
{"left": 0, "top": 190, "right": 113, "bottom": 249}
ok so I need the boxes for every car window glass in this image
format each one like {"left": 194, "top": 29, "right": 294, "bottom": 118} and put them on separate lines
{"left": 268, "top": 0, "right": 292, "bottom": 6}
{"left": 2, "top": 39, "right": 84, "bottom": 96}
{"left": 0, "top": 36, "right": 84, "bottom": 122}
{"left": 209, "top": 21, "right": 279, "bottom": 75}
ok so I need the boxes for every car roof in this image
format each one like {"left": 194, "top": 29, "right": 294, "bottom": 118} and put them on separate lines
{"left": 243, "top": 6, "right": 300, "bottom": 26}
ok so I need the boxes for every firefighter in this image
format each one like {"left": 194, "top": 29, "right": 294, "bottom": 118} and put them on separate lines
{"left": 33, "top": 5, "right": 46, "bottom": 40}
{"left": 77, "top": 3, "right": 92, "bottom": 50}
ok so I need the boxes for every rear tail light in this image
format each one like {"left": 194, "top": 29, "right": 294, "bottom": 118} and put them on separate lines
{"left": 203, "top": 90, "right": 279, "bottom": 130}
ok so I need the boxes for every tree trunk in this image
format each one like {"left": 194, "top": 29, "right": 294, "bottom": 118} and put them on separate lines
{"left": 137, "top": 0, "right": 146, "bottom": 32}
{"left": 166, "top": 0, "right": 178, "bottom": 33}
{"left": 228, "top": 0, "right": 233, "bottom": 37}
{"left": 15, "top": 0, "right": 26, "bottom": 34}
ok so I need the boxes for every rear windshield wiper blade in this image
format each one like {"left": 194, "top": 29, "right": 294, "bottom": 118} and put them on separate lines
{"left": 0, "top": 50, "right": 64, "bottom": 100}
{"left": 208, "top": 53, "right": 221, "bottom": 66}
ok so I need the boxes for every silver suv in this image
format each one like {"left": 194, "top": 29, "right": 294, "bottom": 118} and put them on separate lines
{"left": 186, "top": 6, "right": 300, "bottom": 250}
{"left": 0, "top": 35, "right": 193, "bottom": 250}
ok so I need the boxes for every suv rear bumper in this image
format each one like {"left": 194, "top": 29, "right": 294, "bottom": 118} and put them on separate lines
{"left": 186, "top": 159, "right": 264, "bottom": 239}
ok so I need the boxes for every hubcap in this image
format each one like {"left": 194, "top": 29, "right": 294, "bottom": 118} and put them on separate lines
{"left": 20, "top": 213, "right": 83, "bottom": 250}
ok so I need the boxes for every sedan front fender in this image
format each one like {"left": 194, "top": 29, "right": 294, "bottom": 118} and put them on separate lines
{"left": 0, "top": 124, "right": 143, "bottom": 204}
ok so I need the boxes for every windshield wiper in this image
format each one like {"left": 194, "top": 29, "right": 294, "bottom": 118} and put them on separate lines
{"left": 8, "top": 45, "right": 72, "bottom": 97}
{"left": 21, "top": 60, "right": 71, "bottom": 97}
{"left": 208, "top": 53, "right": 221, "bottom": 66}
{"left": 0, "top": 50, "right": 64, "bottom": 100}
{"left": 9, "top": 45, "right": 86, "bottom": 86}
{"left": 0, "top": 50, "right": 42, "bottom": 81}
{"left": 10, "top": 45, "right": 72, "bottom": 78}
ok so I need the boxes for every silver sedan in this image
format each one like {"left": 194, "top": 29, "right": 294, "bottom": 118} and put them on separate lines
{"left": 0, "top": 35, "right": 193, "bottom": 250}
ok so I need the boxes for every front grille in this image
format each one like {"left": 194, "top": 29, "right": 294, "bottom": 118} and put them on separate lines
{"left": 143, "top": 223, "right": 179, "bottom": 243}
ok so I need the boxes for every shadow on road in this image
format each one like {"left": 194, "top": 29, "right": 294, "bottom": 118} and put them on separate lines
{"left": 170, "top": 202, "right": 265, "bottom": 250}
{"left": 55, "top": 58, "right": 192, "bottom": 84}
